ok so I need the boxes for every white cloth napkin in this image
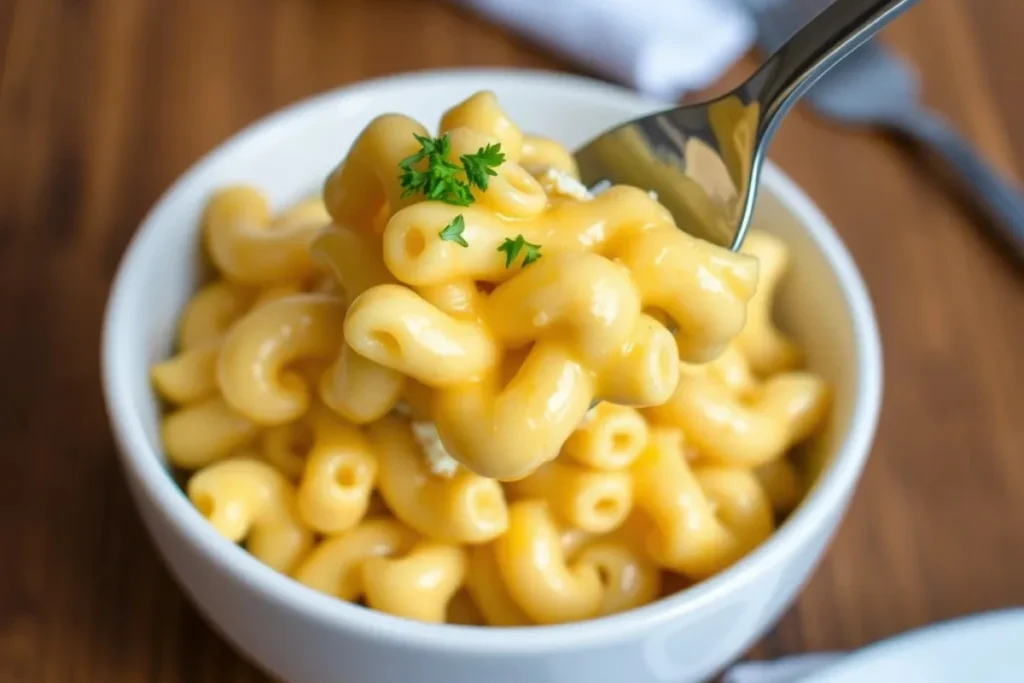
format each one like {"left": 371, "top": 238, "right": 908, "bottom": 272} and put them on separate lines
{"left": 450, "top": 0, "right": 756, "bottom": 101}
{"left": 723, "top": 653, "right": 845, "bottom": 682}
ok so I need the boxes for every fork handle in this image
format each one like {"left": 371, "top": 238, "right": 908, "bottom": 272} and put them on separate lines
{"left": 747, "top": 0, "right": 919, "bottom": 140}
{"left": 898, "top": 111, "right": 1024, "bottom": 262}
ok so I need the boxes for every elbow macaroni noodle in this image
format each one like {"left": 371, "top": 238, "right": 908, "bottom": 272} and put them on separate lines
{"left": 494, "top": 499, "right": 603, "bottom": 624}
{"left": 187, "top": 458, "right": 313, "bottom": 573}
{"left": 508, "top": 461, "right": 634, "bottom": 534}
{"left": 153, "top": 91, "right": 831, "bottom": 625}
{"left": 362, "top": 541, "right": 470, "bottom": 623}
{"left": 366, "top": 416, "right": 509, "bottom": 544}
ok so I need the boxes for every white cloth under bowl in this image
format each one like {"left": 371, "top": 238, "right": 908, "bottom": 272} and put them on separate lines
{"left": 724, "top": 653, "right": 845, "bottom": 682}
{"left": 450, "top": 0, "right": 756, "bottom": 100}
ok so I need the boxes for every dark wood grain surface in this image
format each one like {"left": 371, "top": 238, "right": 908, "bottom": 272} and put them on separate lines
{"left": 1, "top": 0, "right": 1022, "bottom": 680}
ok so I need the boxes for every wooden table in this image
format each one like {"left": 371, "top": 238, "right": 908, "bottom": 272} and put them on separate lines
{"left": 2, "top": 0, "right": 1022, "bottom": 680}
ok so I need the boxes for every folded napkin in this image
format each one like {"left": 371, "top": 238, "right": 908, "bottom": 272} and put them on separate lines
{"left": 723, "top": 653, "right": 845, "bottom": 682}
{"left": 450, "top": 0, "right": 756, "bottom": 101}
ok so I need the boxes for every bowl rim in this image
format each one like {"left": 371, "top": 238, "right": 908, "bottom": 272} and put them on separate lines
{"left": 101, "top": 67, "right": 883, "bottom": 653}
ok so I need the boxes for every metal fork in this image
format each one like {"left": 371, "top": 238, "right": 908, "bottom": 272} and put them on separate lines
{"left": 748, "top": 0, "right": 1024, "bottom": 262}
{"left": 574, "top": 0, "right": 918, "bottom": 251}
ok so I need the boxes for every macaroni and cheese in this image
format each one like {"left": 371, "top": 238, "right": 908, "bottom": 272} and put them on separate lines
{"left": 152, "top": 91, "right": 830, "bottom": 626}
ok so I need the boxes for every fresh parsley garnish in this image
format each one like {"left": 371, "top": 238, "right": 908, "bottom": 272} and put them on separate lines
{"left": 398, "top": 134, "right": 473, "bottom": 206}
{"left": 497, "top": 234, "right": 542, "bottom": 268}
{"left": 397, "top": 135, "right": 510, "bottom": 249}
{"left": 460, "top": 142, "right": 505, "bottom": 191}
{"left": 438, "top": 215, "right": 468, "bottom": 247}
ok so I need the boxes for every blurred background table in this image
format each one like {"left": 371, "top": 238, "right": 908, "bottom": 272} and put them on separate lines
{"left": 1, "top": 0, "right": 1023, "bottom": 680}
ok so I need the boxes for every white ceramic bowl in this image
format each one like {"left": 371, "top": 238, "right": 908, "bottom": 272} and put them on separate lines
{"left": 102, "top": 69, "right": 883, "bottom": 683}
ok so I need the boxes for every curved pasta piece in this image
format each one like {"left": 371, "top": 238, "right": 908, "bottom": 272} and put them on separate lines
{"left": 319, "top": 341, "right": 405, "bottom": 424}
{"left": 362, "top": 541, "right": 469, "bottom": 623}
{"left": 416, "top": 279, "right": 488, "bottom": 324}
{"left": 309, "top": 271, "right": 343, "bottom": 297}
{"left": 251, "top": 281, "right": 308, "bottom": 309}
{"left": 559, "top": 526, "right": 598, "bottom": 557}
{"left": 203, "top": 186, "right": 322, "bottom": 285}
{"left": 382, "top": 186, "right": 672, "bottom": 287}
{"left": 293, "top": 517, "right": 418, "bottom": 600}
{"left": 597, "top": 314, "right": 680, "bottom": 406}
{"left": 382, "top": 203, "right": 516, "bottom": 287}
{"left": 296, "top": 410, "right": 379, "bottom": 534}
{"left": 693, "top": 465, "right": 776, "bottom": 561}
{"left": 163, "top": 396, "right": 259, "bottom": 469}
{"left": 344, "top": 285, "right": 499, "bottom": 387}
{"left": 509, "top": 462, "right": 633, "bottom": 534}
{"left": 563, "top": 403, "right": 649, "bottom": 471}
{"left": 218, "top": 294, "right": 345, "bottom": 424}
{"left": 427, "top": 311, "right": 670, "bottom": 481}
{"left": 445, "top": 128, "right": 546, "bottom": 219}
{"left": 520, "top": 134, "right": 579, "bottom": 176}
{"left": 644, "top": 371, "right": 829, "bottom": 467}
{"left": 614, "top": 226, "right": 759, "bottom": 363}
{"left": 260, "top": 412, "right": 316, "bottom": 480}
{"left": 440, "top": 90, "right": 523, "bottom": 162}
{"left": 494, "top": 499, "right": 602, "bottom": 624}
{"left": 631, "top": 429, "right": 774, "bottom": 579}
{"left": 465, "top": 544, "right": 532, "bottom": 627}
{"left": 310, "top": 223, "right": 396, "bottom": 306}
{"left": 323, "top": 114, "right": 428, "bottom": 229}
{"left": 484, "top": 252, "right": 641, "bottom": 367}
{"left": 274, "top": 196, "right": 331, "bottom": 230}
{"left": 433, "top": 341, "right": 595, "bottom": 480}
{"left": 151, "top": 341, "right": 220, "bottom": 405}
{"left": 366, "top": 416, "right": 508, "bottom": 544}
{"left": 576, "top": 540, "right": 662, "bottom": 616}
{"left": 681, "top": 344, "right": 757, "bottom": 397}
{"left": 177, "top": 280, "right": 255, "bottom": 350}
{"left": 187, "top": 458, "right": 313, "bottom": 573}
{"left": 760, "top": 373, "right": 831, "bottom": 445}
{"left": 737, "top": 231, "right": 802, "bottom": 375}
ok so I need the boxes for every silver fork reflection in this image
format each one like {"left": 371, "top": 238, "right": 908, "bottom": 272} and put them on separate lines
{"left": 749, "top": 0, "right": 1024, "bottom": 263}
